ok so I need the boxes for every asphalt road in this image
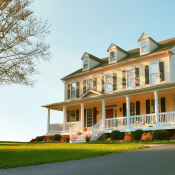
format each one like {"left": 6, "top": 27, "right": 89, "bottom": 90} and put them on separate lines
{"left": 1, "top": 144, "right": 175, "bottom": 175}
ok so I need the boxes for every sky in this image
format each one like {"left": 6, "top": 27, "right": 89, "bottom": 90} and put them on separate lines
{"left": 1, "top": 0, "right": 175, "bottom": 142}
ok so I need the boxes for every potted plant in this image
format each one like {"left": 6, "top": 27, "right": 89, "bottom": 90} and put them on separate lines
{"left": 85, "top": 133, "right": 91, "bottom": 142}
{"left": 66, "top": 135, "right": 70, "bottom": 143}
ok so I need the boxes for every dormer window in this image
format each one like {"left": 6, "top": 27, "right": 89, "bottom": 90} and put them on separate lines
{"left": 83, "top": 58, "right": 88, "bottom": 70}
{"left": 141, "top": 41, "right": 148, "bottom": 53}
{"left": 110, "top": 51, "right": 115, "bottom": 62}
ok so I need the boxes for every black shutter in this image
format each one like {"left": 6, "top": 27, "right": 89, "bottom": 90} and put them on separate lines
{"left": 76, "top": 82, "right": 79, "bottom": 98}
{"left": 102, "top": 76, "right": 104, "bottom": 92}
{"left": 123, "top": 103, "right": 126, "bottom": 117}
{"left": 136, "top": 101, "right": 140, "bottom": 115}
{"left": 93, "top": 107, "right": 97, "bottom": 125}
{"left": 159, "top": 62, "right": 165, "bottom": 82}
{"left": 93, "top": 78, "right": 97, "bottom": 91}
{"left": 83, "top": 80, "right": 86, "bottom": 94}
{"left": 67, "top": 111, "right": 70, "bottom": 122}
{"left": 76, "top": 110, "right": 79, "bottom": 121}
{"left": 135, "top": 68, "right": 140, "bottom": 86}
{"left": 84, "top": 109, "right": 86, "bottom": 127}
{"left": 122, "top": 71, "right": 126, "bottom": 89}
{"left": 145, "top": 65, "right": 149, "bottom": 84}
{"left": 67, "top": 84, "right": 70, "bottom": 99}
{"left": 146, "top": 99, "right": 150, "bottom": 114}
{"left": 161, "top": 97, "right": 166, "bottom": 112}
{"left": 113, "top": 73, "right": 117, "bottom": 91}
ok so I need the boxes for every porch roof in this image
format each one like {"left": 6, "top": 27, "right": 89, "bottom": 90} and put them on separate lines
{"left": 41, "top": 82, "right": 175, "bottom": 111}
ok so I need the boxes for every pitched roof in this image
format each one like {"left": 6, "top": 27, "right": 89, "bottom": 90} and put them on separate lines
{"left": 81, "top": 52, "right": 103, "bottom": 63}
{"left": 107, "top": 43, "right": 129, "bottom": 55}
{"left": 61, "top": 37, "right": 175, "bottom": 80}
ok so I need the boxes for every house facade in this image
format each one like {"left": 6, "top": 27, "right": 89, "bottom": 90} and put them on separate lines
{"left": 42, "top": 33, "right": 175, "bottom": 142}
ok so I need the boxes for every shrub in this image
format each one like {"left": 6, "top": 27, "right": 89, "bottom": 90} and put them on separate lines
{"left": 35, "top": 136, "right": 44, "bottom": 142}
{"left": 30, "top": 139, "right": 36, "bottom": 142}
{"left": 124, "top": 136, "right": 131, "bottom": 141}
{"left": 66, "top": 136, "right": 70, "bottom": 143}
{"left": 153, "top": 130, "right": 169, "bottom": 140}
{"left": 103, "top": 133, "right": 108, "bottom": 141}
{"left": 53, "top": 134, "right": 62, "bottom": 141}
{"left": 131, "top": 129, "right": 144, "bottom": 140}
{"left": 110, "top": 130, "right": 123, "bottom": 140}
{"left": 141, "top": 133, "right": 153, "bottom": 141}
{"left": 46, "top": 136, "right": 53, "bottom": 142}
{"left": 107, "top": 138, "right": 111, "bottom": 141}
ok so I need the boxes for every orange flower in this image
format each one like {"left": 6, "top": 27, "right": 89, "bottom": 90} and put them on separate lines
{"left": 83, "top": 128, "right": 87, "bottom": 131}
{"left": 77, "top": 132, "right": 81, "bottom": 135}
{"left": 141, "top": 133, "right": 153, "bottom": 141}
{"left": 124, "top": 136, "right": 131, "bottom": 140}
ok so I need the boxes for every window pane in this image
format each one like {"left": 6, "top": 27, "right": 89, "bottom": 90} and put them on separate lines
{"left": 150, "top": 63, "right": 159, "bottom": 83}
{"left": 70, "top": 111, "right": 75, "bottom": 122}
{"left": 110, "top": 51, "right": 115, "bottom": 61}
{"left": 87, "top": 79, "right": 92, "bottom": 90}
{"left": 83, "top": 59, "right": 88, "bottom": 69}
{"left": 71, "top": 83, "right": 76, "bottom": 91}
{"left": 71, "top": 91, "right": 76, "bottom": 98}
{"left": 150, "top": 63, "right": 159, "bottom": 74}
{"left": 130, "top": 102, "right": 135, "bottom": 116}
{"left": 87, "top": 108, "right": 93, "bottom": 127}
{"left": 105, "top": 74, "right": 113, "bottom": 92}
{"left": 142, "top": 47, "right": 147, "bottom": 52}
{"left": 141, "top": 41, "right": 147, "bottom": 47}
{"left": 127, "top": 69, "right": 134, "bottom": 87}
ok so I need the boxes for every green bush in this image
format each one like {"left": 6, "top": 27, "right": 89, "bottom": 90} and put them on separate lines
{"left": 110, "top": 130, "right": 123, "bottom": 140}
{"left": 131, "top": 129, "right": 144, "bottom": 140}
{"left": 35, "top": 136, "right": 44, "bottom": 142}
{"left": 53, "top": 134, "right": 62, "bottom": 141}
{"left": 153, "top": 130, "right": 169, "bottom": 140}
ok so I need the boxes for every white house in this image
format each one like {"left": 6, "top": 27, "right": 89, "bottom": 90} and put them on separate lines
{"left": 42, "top": 33, "right": 175, "bottom": 142}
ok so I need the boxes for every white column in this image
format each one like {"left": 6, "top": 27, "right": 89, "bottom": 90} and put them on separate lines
{"left": 81, "top": 103, "right": 84, "bottom": 130}
{"left": 126, "top": 96, "right": 130, "bottom": 128}
{"left": 154, "top": 91, "right": 159, "bottom": 126}
{"left": 47, "top": 108, "right": 50, "bottom": 134}
{"left": 102, "top": 99, "right": 105, "bottom": 130}
{"left": 63, "top": 106, "right": 66, "bottom": 132}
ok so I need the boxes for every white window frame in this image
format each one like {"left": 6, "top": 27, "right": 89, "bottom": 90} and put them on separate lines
{"left": 85, "top": 108, "right": 93, "bottom": 127}
{"left": 104, "top": 72, "right": 113, "bottom": 92}
{"left": 141, "top": 41, "right": 148, "bottom": 53}
{"left": 140, "top": 39, "right": 149, "bottom": 55}
{"left": 82, "top": 58, "right": 89, "bottom": 71}
{"left": 150, "top": 98, "right": 160, "bottom": 114}
{"left": 86, "top": 78, "right": 93, "bottom": 91}
{"left": 126, "top": 68, "right": 135, "bottom": 88}
{"left": 149, "top": 61, "right": 160, "bottom": 84}
{"left": 70, "top": 82, "right": 76, "bottom": 99}
{"left": 109, "top": 50, "right": 117, "bottom": 64}
{"left": 130, "top": 102, "right": 136, "bottom": 116}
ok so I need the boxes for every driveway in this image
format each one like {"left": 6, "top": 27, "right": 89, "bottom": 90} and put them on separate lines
{"left": 1, "top": 144, "right": 175, "bottom": 175}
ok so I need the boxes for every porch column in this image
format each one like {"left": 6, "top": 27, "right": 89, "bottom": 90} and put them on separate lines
{"left": 81, "top": 103, "right": 84, "bottom": 130}
{"left": 47, "top": 108, "right": 50, "bottom": 134}
{"left": 102, "top": 99, "right": 105, "bottom": 130}
{"left": 154, "top": 91, "right": 159, "bottom": 126}
{"left": 63, "top": 106, "right": 66, "bottom": 132}
{"left": 126, "top": 96, "right": 130, "bottom": 128}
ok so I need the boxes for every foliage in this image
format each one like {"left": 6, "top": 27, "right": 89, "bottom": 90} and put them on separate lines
{"left": 86, "top": 137, "right": 90, "bottom": 142}
{"left": 35, "top": 136, "right": 44, "bottom": 142}
{"left": 52, "top": 134, "right": 62, "bottom": 141}
{"left": 124, "top": 136, "right": 131, "bottom": 141}
{"left": 110, "top": 130, "right": 123, "bottom": 140}
{"left": 103, "top": 133, "right": 108, "bottom": 141}
{"left": 66, "top": 137, "right": 70, "bottom": 143}
{"left": 141, "top": 133, "right": 153, "bottom": 141}
{"left": 0, "top": 0, "right": 52, "bottom": 85}
{"left": 131, "top": 129, "right": 144, "bottom": 140}
{"left": 30, "top": 139, "right": 35, "bottom": 142}
{"left": 153, "top": 130, "right": 169, "bottom": 140}
{"left": 107, "top": 138, "right": 111, "bottom": 141}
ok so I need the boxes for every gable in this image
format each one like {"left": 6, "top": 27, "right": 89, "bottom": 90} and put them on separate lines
{"left": 81, "top": 52, "right": 89, "bottom": 60}
{"left": 107, "top": 43, "right": 117, "bottom": 51}
{"left": 138, "top": 33, "right": 149, "bottom": 42}
{"left": 78, "top": 90, "right": 102, "bottom": 99}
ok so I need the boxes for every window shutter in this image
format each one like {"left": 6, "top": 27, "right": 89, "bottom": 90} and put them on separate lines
{"left": 93, "top": 78, "right": 97, "bottom": 91}
{"left": 83, "top": 80, "right": 86, "bottom": 94}
{"left": 136, "top": 101, "right": 140, "bottom": 115}
{"left": 113, "top": 73, "right": 117, "bottom": 91}
{"left": 135, "top": 68, "right": 140, "bottom": 86}
{"left": 76, "top": 110, "right": 79, "bottom": 121}
{"left": 145, "top": 65, "right": 149, "bottom": 84}
{"left": 123, "top": 103, "right": 126, "bottom": 117}
{"left": 159, "top": 62, "right": 165, "bottom": 82}
{"left": 67, "top": 111, "right": 70, "bottom": 122}
{"left": 84, "top": 109, "right": 86, "bottom": 127}
{"left": 146, "top": 99, "right": 150, "bottom": 114}
{"left": 93, "top": 107, "right": 97, "bottom": 125}
{"left": 161, "top": 97, "right": 166, "bottom": 112}
{"left": 67, "top": 84, "right": 70, "bottom": 99}
{"left": 122, "top": 71, "right": 126, "bottom": 89}
{"left": 76, "top": 82, "right": 79, "bottom": 98}
{"left": 101, "top": 76, "right": 104, "bottom": 92}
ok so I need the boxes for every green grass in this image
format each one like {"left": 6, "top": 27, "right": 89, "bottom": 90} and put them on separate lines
{"left": 0, "top": 142, "right": 147, "bottom": 169}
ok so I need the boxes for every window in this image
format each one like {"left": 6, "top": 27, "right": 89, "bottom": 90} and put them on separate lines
{"left": 86, "top": 79, "right": 93, "bottom": 91}
{"left": 70, "top": 111, "right": 76, "bottom": 122}
{"left": 130, "top": 102, "right": 135, "bottom": 116}
{"left": 151, "top": 99, "right": 160, "bottom": 113}
{"left": 110, "top": 51, "right": 115, "bottom": 62}
{"left": 83, "top": 59, "right": 88, "bottom": 70}
{"left": 150, "top": 62, "right": 159, "bottom": 84}
{"left": 105, "top": 74, "right": 113, "bottom": 92}
{"left": 126, "top": 69, "right": 135, "bottom": 88}
{"left": 71, "top": 83, "right": 76, "bottom": 98}
{"left": 141, "top": 41, "right": 147, "bottom": 53}
{"left": 87, "top": 108, "right": 93, "bottom": 127}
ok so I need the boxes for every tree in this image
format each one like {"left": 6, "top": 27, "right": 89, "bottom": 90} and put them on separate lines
{"left": 0, "top": 0, "right": 52, "bottom": 85}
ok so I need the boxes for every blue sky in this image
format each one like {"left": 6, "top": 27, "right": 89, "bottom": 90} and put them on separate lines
{"left": 1, "top": 0, "right": 175, "bottom": 141}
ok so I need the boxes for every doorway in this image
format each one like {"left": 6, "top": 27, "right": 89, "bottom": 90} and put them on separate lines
{"left": 106, "top": 108, "right": 113, "bottom": 118}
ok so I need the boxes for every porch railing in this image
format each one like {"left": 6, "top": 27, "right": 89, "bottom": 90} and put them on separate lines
{"left": 65, "top": 122, "right": 79, "bottom": 132}
{"left": 105, "top": 117, "right": 127, "bottom": 130}
{"left": 50, "top": 123, "right": 63, "bottom": 132}
{"left": 130, "top": 114, "right": 156, "bottom": 128}
{"left": 92, "top": 119, "right": 103, "bottom": 138}
{"left": 159, "top": 112, "right": 175, "bottom": 125}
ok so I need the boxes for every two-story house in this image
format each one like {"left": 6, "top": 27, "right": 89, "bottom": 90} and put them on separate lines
{"left": 42, "top": 33, "right": 175, "bottom": 142}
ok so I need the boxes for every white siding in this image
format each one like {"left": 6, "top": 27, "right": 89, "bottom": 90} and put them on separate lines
{"left": 170, "top": 54, "right": 175, "bottom": 82}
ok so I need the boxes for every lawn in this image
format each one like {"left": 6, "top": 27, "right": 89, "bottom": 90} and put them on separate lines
{"left": 0, "top": 142, "right": 147, "bottom": 169}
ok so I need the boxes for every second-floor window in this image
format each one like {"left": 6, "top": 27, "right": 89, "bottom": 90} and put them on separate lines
{"left": 110, "top": 51, "right": 115, "bottom": 62}
{"left": 126, "top": 69, "right": 135, "bottom": 87}
{"left": 83, "top": 59, "right": 88, "bottom": 70}
{"left": 150, "top": 62, "right": 159, "bottom": 84}
{"left": 71, "top": 83, "right": 76, "bottom": 98}
{"left": 86, "top": 79, "right": 93, "bottom": 91}
{"left": 105, "top": 74, "right": 113, "bottom": 92}
{"left": 141, "top": 41, "right": 148, "bottom": 53}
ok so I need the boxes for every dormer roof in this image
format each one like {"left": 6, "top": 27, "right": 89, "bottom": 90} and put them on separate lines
{"left": 78, "top": 89, "right": 103, "bottom": 99}
{"left": 138, "top": 32, "right": 159, "bottom": 45}
{"left": 107, "top": 43, "right": 128, "bottom": 55}
{"left": 81, "top": 52, "right": 103, "bottom": 63}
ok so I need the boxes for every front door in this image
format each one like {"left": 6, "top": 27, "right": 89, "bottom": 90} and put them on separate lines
{"left": 106, "top": 108, "right": 113, "bottom": 119}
